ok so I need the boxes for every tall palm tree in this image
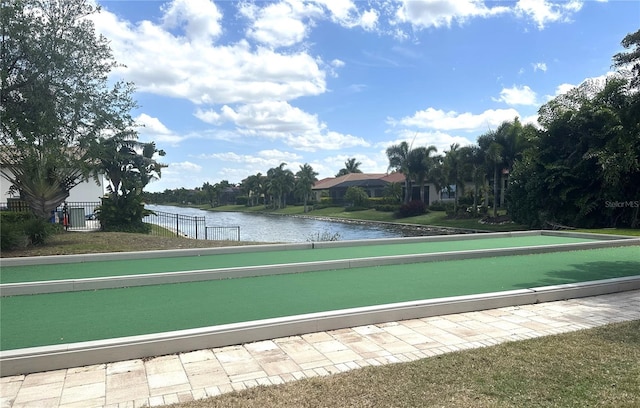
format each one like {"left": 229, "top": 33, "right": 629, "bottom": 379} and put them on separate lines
{"left": 386, "top": 141, "right": 411, "bottom": 204}
{"left": 335, "top": 158, "right": 362, "bottom": 177}
{"left": 459, "top": 145, "right": 484, "bottom": 214}
{"left": 295, "top": 163, "right": 319, "bottom": 213}
{"left": 241, "top": 173, "right": 263, "bottom": 207}
{"left": 477, "top": 134, "right": 504, "bottom": 218}
{"left": 478, "top": 118, "right": 530, "bottom": 217}
{"left": 406, "top": 145, "right": 438, "bottom": 203}
{"left": 443, "top": 144, "right": 466, "bottom": 213}
{"left": 267, "top": 163, "right": 294, "bottom": 209}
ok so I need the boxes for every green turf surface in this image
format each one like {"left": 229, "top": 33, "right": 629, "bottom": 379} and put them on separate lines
{"left": 1, "top": 246, "right": 638, "bottom": 351}
{"left": 0, "top": 235, "right": 598, "bottom": 283}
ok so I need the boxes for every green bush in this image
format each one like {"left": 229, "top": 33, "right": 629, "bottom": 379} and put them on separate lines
{"left": 0, "top": 211, "right": 33, "bottom": 224}
{"left": 0, "top": 211, "right": 60, "bottom": 250}
{"left": 344, "top": 187, "right": 369, "bottom": 208}
{"left": 23, "top": 217, "right": 58, "bottom": 245}
{"left": 97, "top": 193, "right": 151, "bottom": 233}
{"left": 428, "top": 201, "right": 447, "bottom": 211}
{"left": 236, "top": 196, "right": 248, "bottom": 205}
{"left": 395, "top": 200, "right": 427, "bottom": 218}
{"left": 0, "top": 220, "right": 28, "bottom": 250}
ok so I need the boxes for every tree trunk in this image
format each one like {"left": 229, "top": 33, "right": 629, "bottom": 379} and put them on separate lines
{"left": 493, "top": 165, "right": 499, "bottom": 218}
{"left": 404, "top": 179, "right": 411, "bottom": 204}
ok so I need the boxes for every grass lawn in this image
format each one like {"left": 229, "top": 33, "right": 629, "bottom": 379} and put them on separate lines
{"left": 173, "top": 320, "right": 640, "bottom": 408}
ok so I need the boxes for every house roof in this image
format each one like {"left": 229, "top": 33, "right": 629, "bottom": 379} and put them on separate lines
{"left": 312, "top": 172, "right": 405, "bottom": 190}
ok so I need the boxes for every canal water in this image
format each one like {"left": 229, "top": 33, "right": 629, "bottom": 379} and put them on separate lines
{"left": 145, "top": 204, "right": 456, "bottom": 243}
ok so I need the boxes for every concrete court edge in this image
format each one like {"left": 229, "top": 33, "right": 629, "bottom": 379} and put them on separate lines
{"left": 1, "top": 276, "right": 639, "bottom": 377}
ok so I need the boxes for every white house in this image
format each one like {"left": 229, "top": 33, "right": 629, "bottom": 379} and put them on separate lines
{"left": 0, "top": 169, "right": 106, "bottom": 204}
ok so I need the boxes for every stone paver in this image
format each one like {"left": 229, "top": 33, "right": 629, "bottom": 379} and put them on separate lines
{"left": 1, "top": 290, "right": 638, "bottom": 408}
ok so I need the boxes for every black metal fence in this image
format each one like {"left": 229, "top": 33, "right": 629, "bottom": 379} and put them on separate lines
{"left": 205, "top": 226, "right": 240, "bottom": 241}
{"left": 143, "top": 209, "right": 240, "bottom": 241}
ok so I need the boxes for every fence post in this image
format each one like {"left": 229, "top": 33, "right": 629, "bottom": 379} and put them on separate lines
{"left": 176, "top": 214, "right": 179, "bottom": 237}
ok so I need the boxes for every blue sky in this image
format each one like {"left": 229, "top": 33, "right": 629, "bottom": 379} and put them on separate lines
{"left": 92, "top": 0, "right": 639, "bottom": 192}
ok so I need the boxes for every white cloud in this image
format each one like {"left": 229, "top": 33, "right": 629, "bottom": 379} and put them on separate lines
{"left": 393, "top": 0, "right": 584, "bottom": 32}
{"left": 532, "top": 62, "right": 547, "bottom": 72}
{"left": 314, "top": 0, "right": 379, "bottom": 30}
{"left": 389, "top": 107, "right": 522, "bottom": 132}
{"left": 515, "top": 0, "right": 583, "bottom": 29}
{"left": 359, "top": 9, "right": 379, "bottom": 30}
{"left": 331, "top": 59, "right": 345, "bottom": 68}
{"left": 195, "top": 101, "right": 369, "bottom": 152}
{"left": 383, "top": 130, "right": 475, "bottom": 158}
{"left": 203, "top": 150, "right": 302, "bottom": 165}
{"left": 135, "top": 114, "right": 187, "bottom": 145}
{"left": 554, "top": 83, "right": 577, "bottom": 96}
{"left": 161, "top": 0, "right": 223, "bottom": 43}
{"left": 323, "top": 153, "right": 381, "bottom": 174}
{"left": 493, "top": 85, "right": 538, "bottom": 106}
{"left": 240, "top": 1, "right": 316, "bottom": 48}
{"left": 166, "top": 161, "right": 203, "bottom": 173}
{"left": 395, "top": 0, "right": 509, "bottom": 29}
{"left": 195, "top": 150, "right": 309, "bottom": 182}
{"left": 92, "top": 6, "right": 326, "bottom": 105}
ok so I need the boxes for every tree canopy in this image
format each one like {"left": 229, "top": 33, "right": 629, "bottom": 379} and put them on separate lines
{"left": 0, "top": 0, "right": 139, "bottom": 217}
{"left": 508, "top": 63, "right": 640, "bottom": 228}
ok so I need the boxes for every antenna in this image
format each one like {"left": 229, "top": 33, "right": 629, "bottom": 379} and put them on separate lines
{"left": 409, "top": 131, "right": 418, "bottom": 152}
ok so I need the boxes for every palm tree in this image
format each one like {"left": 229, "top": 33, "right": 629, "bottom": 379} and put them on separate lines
{"left": 295, "top": 163, "right": 318, "bottom": 213}
{"left": 241, "top": 173, "right": 264, "bottom": 207}
{"left": 477, "top": 133, "right": 504, "bottom": 218}
{"left": 443, "top": 144, "right": 467, "bottom": 213}
{"left": 478, "top": 118, "right": 530, "bottom": 217}
{"left": 459, "top": 145, "right": 484, "bottom": 214}
{"left": 335, "top": 158, "right": 363, "bottom": 177}
{"left": 386, "top": 141, "right": 411, "bottom": 204}
{"left": 406, "top": 145, "right": 438, "bottom": 204}
{"left": 267, "top": 163, "right": 294, "bottom": 209}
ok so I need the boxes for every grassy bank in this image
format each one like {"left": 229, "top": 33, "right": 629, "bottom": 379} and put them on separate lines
{"left": 0, "top": 231, "right": 259, "bottom": 258}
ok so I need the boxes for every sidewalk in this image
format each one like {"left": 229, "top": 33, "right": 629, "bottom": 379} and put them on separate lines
{"left": 2, "top": 289, "right": 639, "bottom": 408}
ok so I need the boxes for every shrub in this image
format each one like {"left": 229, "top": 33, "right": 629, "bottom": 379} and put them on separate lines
{"left": 458, "top": 195, "right": 475, "bottom": 206}
{"left": 23, "top": 217, "right": 58, "bottom": 245}
{"left": 0, "top": 211, "right": 60, "bottom": 249}
{"left": 97, "top": 193, "right": 151, "bottom": 233}
{"left": 395, "top": 200, "right": 427, "bottom": 218}
{"left": 344, "top": 187, "right": 369, "bottom": 208}
{"left": 0, "top": 220, "right": 28, "bottom": 250}
{"left": 428, "top": 200, "right": 447, "bottom": 211}
{"left": 235, "top": 196, "right": 248, "bottom": 206}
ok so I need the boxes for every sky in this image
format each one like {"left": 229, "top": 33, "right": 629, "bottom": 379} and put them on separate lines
{"left": 92, "top": 0, "right": 640, "bottom": 192}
